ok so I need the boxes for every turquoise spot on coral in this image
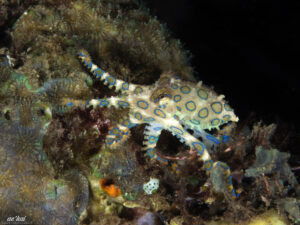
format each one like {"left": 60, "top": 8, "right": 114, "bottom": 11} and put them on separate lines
{"left": 193, "top": 142, "right": 205, "bottom": 155}
{"left": 118, "top": 101, "right": 129, "bottom": 107}
{"left": 134, "top": 112, "right": 142, "bottom": 120}
{"left": 170, "top": 126, "right": 184, "bottom": 135}
{"left": 197, "top": 89, "right": 208, "bottom": 100}
{"left": 198, "top": 108, "right": 208, "bottom": 118}
{"left": 190, "top": 119, "right": 200, "bottom": 125}
{"left": 137, "top": 100, "right": 148, "bottom": 109}
{"left": 106, "top": 76, "right": 116, "bottom": 85}
{"left": 211, "top": 118, "right": 220, "bottom": 126}
{"left": 154, "top": 108, "right": 166, "bottom": 118}
{"left": 174, "top": 95, "right": 181, "bottom": 103}
{"left": 148, "top": 136, "right": 159, "bottom": 144}
{"left": 122, "top": 82, "right": 129, "bottom": 90}
{"left": 204, "top": 160, "right": 213, "bottom": 171}
{"left": 180, "top": 86, "right": 191, "bottom": 94}
{"left": 99, "top": 99, "right": 109, "bottom": 106}
{"left": 185, "top": 101, "right": 196, "bottom": 111}
{"left": 211, "top": 102, "right": 222, "bottom": 114}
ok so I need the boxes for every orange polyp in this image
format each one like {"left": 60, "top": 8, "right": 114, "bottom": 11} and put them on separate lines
{"left": 99, "top": 178, "right": 122, "bottom": 198}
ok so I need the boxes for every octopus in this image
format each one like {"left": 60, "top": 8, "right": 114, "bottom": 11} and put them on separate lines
{"left": 69, "top": 49, "right": 240, "bottom": 198}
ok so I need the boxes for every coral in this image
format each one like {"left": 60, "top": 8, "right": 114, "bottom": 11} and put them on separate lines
{"left": 100, "top": 178, "right": 122, "bottom": 198}
{"left": 245, "top": 146, "right": 297, "bottom": 186}
{"left": 276, "top": 198, "right": 300, "bottom": 223}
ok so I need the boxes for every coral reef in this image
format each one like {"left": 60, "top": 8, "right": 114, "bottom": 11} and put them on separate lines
{"left": 0, "top": 0, "right": 299, "bottom": 225}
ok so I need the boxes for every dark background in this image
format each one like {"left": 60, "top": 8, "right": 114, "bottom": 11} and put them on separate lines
{"left": 143, "top": 0, "right": 299, "bottom": 128}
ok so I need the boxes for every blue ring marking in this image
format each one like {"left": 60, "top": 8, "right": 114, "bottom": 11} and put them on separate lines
{"left": 66, "top": 102, "right": 73, "bottom": 106}
{"left": 197, "top": 89, "right": 208, "bottom": 100}
{"left": 99, "top": 99, "right": 109, "bottom": 106}
{"left": 137, "top": 100, "right": 149, "bottom": 109}
{"left": 106, "top": 76, "right": 116, "bottom": 85}
{"left": 94, "top": 68, "right": 104, "bottom": 77}
{"left": 211, "top": 118, "right": 220, "bottom": 126}
{"left": 154, "top": 108, "right": 166, "bottom": 118}
{"left": 192, "top": 142, "right": 206, "bottom": 155}
{"left": 228, "top": 175, "right": 233, "bottom": 185}
{"left": 224, "top": 103, "right": 232, "bottom": 111}
{"left": 223, "top": 115, "right": 231, "bottom": 122}
{"left": 204, "top": 160, "right": 214, "bottom": 171}
{"left": 118, "top": 101, "right": 129, "bottom": 107}
{"left": 114, "top": 134, "right": 122, "bottom": 142}
{"left": 154, "top": 127, "right": 163, "bottom": 131}
{"left": 206, "top": 134, "right": 220, "bottom": 144}
{"left": 174, "top": 95, "right": 182, "bottom": 103}
{"left": 156, "top": 155, "right": 168, "bottom": 163}
{"left": 211, "top": 102, "right": 223, "bottom": 114}
{"left": 222, "top": 134, "right": 231, "bottom": 143}
{"left": 217, "top": 162, "right": 229, "bottom": 170}
{"left": 85, "top": 100, "right": 90, "bottom": 106}
{"left": 134, "top": 112, "right": 142, "bottom": 120}
{"left": 134, "top": 87, "right": 143, "bottom": 95}
{"left": 144, "top": 117, "right": 155, "bottom": 122}
{"left": 110, "top": 128, "right": 121, "bottom": 135}
{"left": 121, "top": 119, "right": 137, "bottom": 128}
{"left": 166, "top": 94, "right": 172, "bottom": 98}
{"left": 185, "top": 101, "right": 196, "bottom": 112}
{"left": 231, "top": 189, "right": 239, "bottom": 198}
{"left": 147, "top": 148, "right": 156, "bottom": 158}
{"left": 122, "top": 82, "right": 129, "bottom": 90}
{"left": 106, "top": 138, "right": 115, "bottom": 146}
{"left": 78, "top": 52, "right": 86, "bottom": 57}
{"left": 198, "top": 108, "right": 208, "bottom": 118}
{"left": 180, "top": 86, "right": 191, "bottom": 94}
{"left": 176, "top": 106, "right": 182, "bottom": 111}
{"left": 171, "top": 84, "right": 178, "bottom": 89}
{"left": 84, "top": 60, "right": 93, "bottom": 68}
{"left": 190, "top": 119, "right": 200, "bottom": 125}
{"left": 148, "top": 136, "right": 159, "bottom": 144}
{"left": 170, "top": 126, "right": 184, "bottom": 135}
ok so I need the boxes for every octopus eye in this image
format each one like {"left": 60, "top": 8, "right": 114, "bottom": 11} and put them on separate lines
{"left": 155, "top": 94, "right": 172, "bottom": 103}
